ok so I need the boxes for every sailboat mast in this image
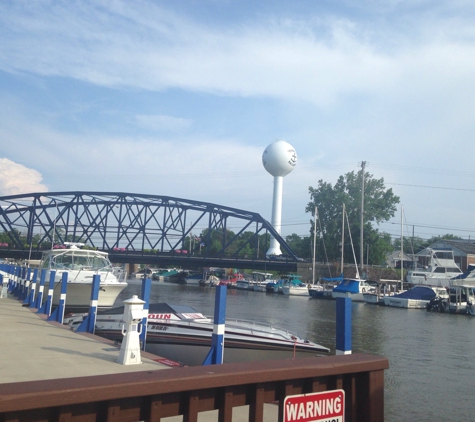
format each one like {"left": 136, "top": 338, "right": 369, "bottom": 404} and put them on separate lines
{"left": 400, "top": 205, "right": 404, "bottom": 291}
{"left": 360, "top": 161, "right": 366, "bottom": 276}
{"left": 341, "top": 203, "right": 345, "bottom": 276}
{"left": 313, "top": 206, "right": 317, "bottom": 284}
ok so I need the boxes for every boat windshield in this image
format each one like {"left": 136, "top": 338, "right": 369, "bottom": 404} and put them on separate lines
{"left": 41, "top": 251, "right": 112, "bottom": 271}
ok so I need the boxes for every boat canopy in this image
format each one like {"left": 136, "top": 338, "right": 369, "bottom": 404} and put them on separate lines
{"left": 393, "top": 286, "right": 437, "bottom": 300}
{"left": 333, "top": 279, "right": 360, "bottom": 293}
{"left": 451, "top": 264, "right": 475, "bottom": 280}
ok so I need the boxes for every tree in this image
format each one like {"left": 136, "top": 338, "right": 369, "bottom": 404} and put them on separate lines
{"left": 285, "top": 233, "right": 311, "bottom": 259}
{"left": 305, "top": 170, "right": 400, "bottom": 265}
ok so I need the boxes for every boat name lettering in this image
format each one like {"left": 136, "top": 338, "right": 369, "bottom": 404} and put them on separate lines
{"left": 148, "top": 314, "right": 176, "bottom": 320}
{"left": 149, "top": 325, "right": 168, "bottom": 331}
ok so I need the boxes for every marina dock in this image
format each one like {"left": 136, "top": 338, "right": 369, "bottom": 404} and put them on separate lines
{"left": 0, "top": 289, "right": 387, "bottom": 422}
{"left": 0, "top": 295, "right": 172, "bottom": 384}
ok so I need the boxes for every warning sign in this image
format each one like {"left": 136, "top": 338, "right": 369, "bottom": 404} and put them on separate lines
{"left": 284, "top": 390, "right": 345, "bottom": 422}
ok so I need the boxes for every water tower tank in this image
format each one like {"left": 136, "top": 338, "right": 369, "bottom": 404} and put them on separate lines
{"left": 262, "top": 140, "right": 297, "bottom": 256}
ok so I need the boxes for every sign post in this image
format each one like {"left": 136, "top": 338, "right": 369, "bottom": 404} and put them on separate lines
{"left": 284, "top": 390, "right": 345, "bottom": 422}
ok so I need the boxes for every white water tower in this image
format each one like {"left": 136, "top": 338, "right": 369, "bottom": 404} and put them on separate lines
{"left": 262, "top": 140, "right": 297, "bottom": 256}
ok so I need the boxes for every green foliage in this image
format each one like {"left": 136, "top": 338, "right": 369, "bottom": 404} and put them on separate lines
{"left": 285, "top": 233, "right": 311, "bottom": 259}
{"left": 306, "top": 170, "right": 400, "bottom": 265}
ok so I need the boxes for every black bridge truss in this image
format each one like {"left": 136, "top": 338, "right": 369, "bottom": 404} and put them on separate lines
{"left": 0, "top": 192, "right": 299, "bottom": 270}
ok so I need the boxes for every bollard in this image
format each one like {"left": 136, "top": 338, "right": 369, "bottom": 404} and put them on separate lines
{"left": 202, "top": 285, "right": 227, "bottom": 365}
{"left": 335, "top": 297, "right": 352, "bottom": 355}
{"left": 76, "top": 274, "right": 101, "bottom": 334}
{"left": 47, "top": 272, "right": 68, "bottom": 324}
{"left": 139, "top": 277, "right": 152, "bottom": 350}
{"left": 34, "top": 269, "right": 47, "bottom": 309}
{"left": 117, "top": 295, "right": 147, "bottom": 365}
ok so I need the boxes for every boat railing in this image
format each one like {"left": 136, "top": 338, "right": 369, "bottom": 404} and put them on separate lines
{"left": 0, "top": 353, "right": 388, "bottom": 422}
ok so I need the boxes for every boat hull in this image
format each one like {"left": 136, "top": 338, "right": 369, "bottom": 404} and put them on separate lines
{"left": 144, "top": 341, "right": 322, "bottom": 366}
{"left": 382, "top": 297, "right": 428, "bottom": 309}
{"left": 49, "top": 281, "right": 127, "bottom": 309}
{"left": 282, "top": 286, "right": 310, "bottom": 296}
{"left": 332, "top": 291, "right": 366, "bottom": 302}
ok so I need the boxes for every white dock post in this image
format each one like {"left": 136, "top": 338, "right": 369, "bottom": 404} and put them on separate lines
{"left": 117, "top": 295, "right": 147, "bottom": 365}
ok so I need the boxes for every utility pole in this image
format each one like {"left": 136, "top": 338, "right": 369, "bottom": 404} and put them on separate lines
{"left": 360, "top": 161, "right": 366, "bottom": 276}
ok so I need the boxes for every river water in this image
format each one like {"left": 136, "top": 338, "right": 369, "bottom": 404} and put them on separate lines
{"left": 116, "top": 279, "right": 475, "bottom": 422}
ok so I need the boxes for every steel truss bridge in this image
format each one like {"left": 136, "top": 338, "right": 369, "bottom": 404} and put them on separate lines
{"left": 0, "top": 192, "right": 299, "bottom": 271}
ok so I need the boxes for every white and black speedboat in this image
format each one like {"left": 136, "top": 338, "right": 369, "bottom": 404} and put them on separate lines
{"left": 39, "top": 243, "right": 128, "bottom": 310}
{"left": 67, "top": 303, "right": 330, "bottom": 366}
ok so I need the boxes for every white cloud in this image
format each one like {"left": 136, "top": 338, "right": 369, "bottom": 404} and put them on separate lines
{"left": 1, "top": 1, "right": 474, "bottom": 109}
{"left": 0, "top": 158, "right": 48, "bottom": 196}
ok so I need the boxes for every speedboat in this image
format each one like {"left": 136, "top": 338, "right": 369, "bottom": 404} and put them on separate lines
{"left": 331, "top": 278, "right": 373, "bottom": 302}
{"left": 38, "top": 243, "right": 127, "bottom": 310}
{"left": 407, "top": 248, "right": 462, "bottom": 287}
{"left": 66, "top": 303, "right": 330, "bottom": 366}
{"left": 382, "top": 285, "right": 448, "bottom": 309}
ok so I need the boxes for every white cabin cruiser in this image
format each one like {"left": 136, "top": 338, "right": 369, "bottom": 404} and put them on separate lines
{"left": 39, "top": 243, "right": 127, "bottom": 309}
{"left": 67, "top": 303, "right": 330, "bottom": 366}
{"left": 407, "top": 249, "right": 462, "bottom": 287}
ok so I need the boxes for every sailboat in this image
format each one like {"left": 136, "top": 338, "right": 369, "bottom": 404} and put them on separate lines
{"left": 331, "top": 204, "right": 373, "bottom": 302}
{"left": 308, "top": 206, "right": 343, "bottom": 299}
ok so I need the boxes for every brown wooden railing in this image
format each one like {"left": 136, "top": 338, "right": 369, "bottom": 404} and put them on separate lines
{"left": 0, "top": 354, "right": 388, "bottom": 422}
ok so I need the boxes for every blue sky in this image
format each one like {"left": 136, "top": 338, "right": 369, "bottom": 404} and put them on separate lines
{"left": 1, "top": 0, "right": 475, "bottom": 244}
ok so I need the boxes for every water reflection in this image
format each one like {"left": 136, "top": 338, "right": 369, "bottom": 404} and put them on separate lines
{"left": 115, "top": 280, "right": 474, "bottom": 422}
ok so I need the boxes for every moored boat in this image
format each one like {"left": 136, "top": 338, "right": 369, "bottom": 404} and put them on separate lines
{"left": 66, "top": 303, "right": 330, "bottom": 366}
{"left": 407, "top": 248, "right": 462, "bottom": 288}
{"left": 427, "top": 285, "right": 475, "bottom": 315}
{"left": 280, "top": 274, "right": 309, "bottom": 296}
{"left": 331, "top": 278, "right": 373, "bottom": 302}
{"left": 382, "top": 285, "right": 448, "bottom": 309}
{"left": 38, "top": 243, "right": 128, "bottom": 310}
{"left": 251, "top": 272, "right": 276, "bottom": 292}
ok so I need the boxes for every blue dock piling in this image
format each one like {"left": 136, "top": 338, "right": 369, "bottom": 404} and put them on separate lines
{"left": 76, "top": 274, "right": 101, "bottom": 334}
{"left": 20, "top": 268, "right": 31, "bottom": 301}
{"left": 24, "top": 268, "right": 38, "bottom": 306}
{"left": 34, "top": 269, "right": 47, "bottom": 309}
{"left": 335, "top": 297, "right": 352, "bottom": 355}
{"left": 38, "top": 270, "right": 56, "bottom": 316}
{"left": 202, "top": 285, "right": 227, "bottom": 365}
{"left": 48, "top": 272, "right": 68, "bottom": 324}
{"left": 139, "top": 278, "right": 152, "bottom": 350}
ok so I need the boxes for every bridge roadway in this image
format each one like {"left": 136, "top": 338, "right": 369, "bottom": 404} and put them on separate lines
{"left": 0, "top": 250, "right": 300, "bottom": 272}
